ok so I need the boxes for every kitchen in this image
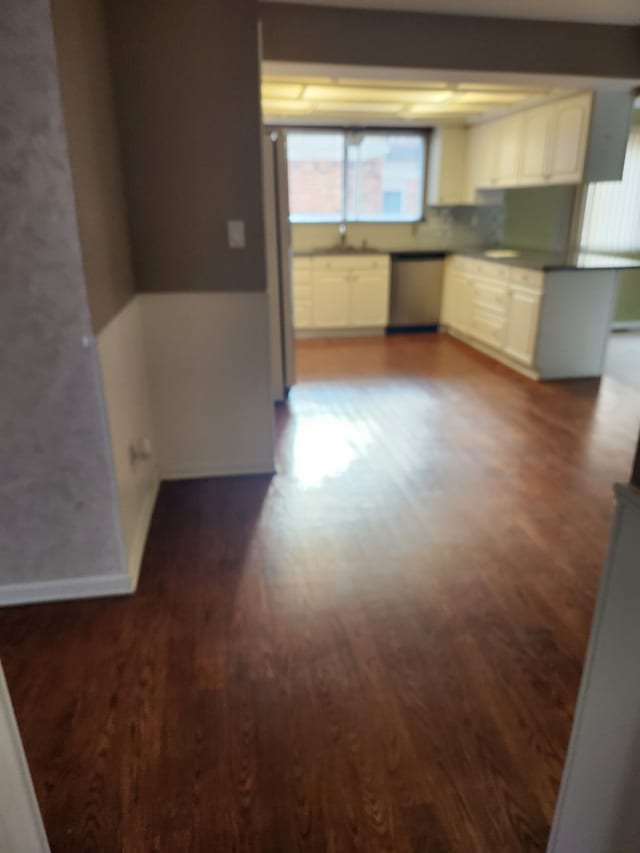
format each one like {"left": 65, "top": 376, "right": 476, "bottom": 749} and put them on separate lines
{"left": 262, "top": 67, "right": 640, "bottom": 395}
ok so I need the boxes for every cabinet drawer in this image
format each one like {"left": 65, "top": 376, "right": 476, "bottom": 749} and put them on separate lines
{"left": 293, "top": 257, "right": 311, "bottom": 272}
{"left": 472, "top": 280, "right": 509, "bottom": 315}
{"left": 293, "top": 280, "right": 312, "bottom": 299}
{"left": 449, "top": 255, "right": 474, "bottom": 273}
{"left": 471, "top": 260, "right": 510, "bottom": 283}
{"left": 312, "top": 255, "right": 389, "bottom": 273}
{"left": 293, "top": 299, "right": 312, "bottom": 328}
{"left": 469, "top": 307, "right": 505, "bottom": 349}
{"left": 508, "top": 266, "right": 543, "bottom": 290}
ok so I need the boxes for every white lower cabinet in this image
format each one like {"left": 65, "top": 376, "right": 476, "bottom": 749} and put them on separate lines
{"left": 442, "top": 256, "right": 543, "bottom": 374}
{"left": 292, "top": 255, "right": 391, "bottom": 335}
{"left": 312, "top": 274, "right": 350, "bottom": 328}
{"left": 349, "top": 273, "right": 390, "bottom": 327}
{"left": 446, "top": 274, "right": 472, "bottom": 336}
{"left": 503, "top": 286, "right": 541, "bottom": 366}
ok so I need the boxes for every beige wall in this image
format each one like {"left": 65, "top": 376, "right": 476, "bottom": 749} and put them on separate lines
{"left": 105, "top": 0, "right": 266, "bottom": 294}
{"left": 260, "top": 3, "right": 640, "bottom": 79}
{"left": 51, "top": 0, "right": 136, "bottom": 333}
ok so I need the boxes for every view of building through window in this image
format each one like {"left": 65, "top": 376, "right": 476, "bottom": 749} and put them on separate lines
{"left": 287, "top": 131, "right": 425, "bottom": 223}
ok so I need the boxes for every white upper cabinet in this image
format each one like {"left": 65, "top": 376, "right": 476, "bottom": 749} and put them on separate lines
{"left": 519, "top": 104, "right": 555, "bottom": 185}
{"left": 493, "top": 114, "right": 525, "bottom": 187}
{"left": 427, "top": 127, "right": 470, "bottom": 205}
{"left": 465, "top": 123, "right": 493, "bottom": 199}
{"left": 465, "top": 90, "right": 632, "bottom": 193}
{"left": 547, "top": 94, "right": 590, "bottom": 184}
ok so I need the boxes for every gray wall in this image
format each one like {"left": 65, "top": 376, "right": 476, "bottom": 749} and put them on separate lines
{"left": 260, "top": 3, "right": 640, "bottom": 79}
{"left": 0, "top": 0, "right": 126, "bottom": 585}
{"left": 51, "top": 0, "right": 136, "bottom": 333}
{"left": 502, "top": 186, "right": 576, "bottom": 253}
{"left": 105, "top": 0, "right": 267, "bottom": 294}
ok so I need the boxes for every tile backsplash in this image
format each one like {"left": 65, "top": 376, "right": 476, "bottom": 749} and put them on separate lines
{"left": 290, "top": 203, "right": 504, "bottom": 254}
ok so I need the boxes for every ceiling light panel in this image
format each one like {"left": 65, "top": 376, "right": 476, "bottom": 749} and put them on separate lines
{"left": 407, "top": 103, "right": 483, "bottom": 115}
{"left": 261, "top": 83, "right": 305, "bottom": 99}
{"left": 262, "top": 75, "right": 333, "bottom": 86}
{"left": 338, "top": 78, "right": 449, "bottom": 89}
{"left": 312, "top": 102, "right": 404, "bottom": 114}
{"left": 262, "top": 99, "right": 313, "bottom": 114}
{"left": 303, "top": 85, "right": 454, "bottom": 104}
{"left": 455, "top": 91, "right": 528, "bottom": 104}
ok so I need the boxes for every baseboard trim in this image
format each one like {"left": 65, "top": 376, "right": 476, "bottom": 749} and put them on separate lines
{"left": 127, "top": 479, "right": 160, "bottom": 591}
{"left": 445, "top": 327, "right": 540, "bottom": 381}
{"left": 295, "top": 327, "right": 385, "bottom": 339}
{"left": 0, "top": 572, "right": 134, "bottom": 608}
{"left": 161, "top": 461, "right": 276, "bottom": 481}
{"left": 386, "top": 324, "right": 439, "bottom": 334}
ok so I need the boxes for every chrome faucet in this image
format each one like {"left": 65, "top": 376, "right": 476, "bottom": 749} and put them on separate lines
{"left": 338, "top": 222, "right": 347, "bottom": 249}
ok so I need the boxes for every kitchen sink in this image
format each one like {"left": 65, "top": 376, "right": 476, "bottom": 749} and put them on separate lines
{"left": 484, "top": 249, "right": 520, "bottom": 259}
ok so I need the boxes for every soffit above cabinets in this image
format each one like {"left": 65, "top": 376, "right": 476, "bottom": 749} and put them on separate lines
{"left": 259, "top": 0, "right": 640, "bottom": 27}
{"left": 261, "top": 73, "right": 566, "bottom": 126}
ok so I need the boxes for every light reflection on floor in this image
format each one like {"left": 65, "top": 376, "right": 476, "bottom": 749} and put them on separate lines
{"left": 290, "top": 412, "right": 373, "bottom": 489}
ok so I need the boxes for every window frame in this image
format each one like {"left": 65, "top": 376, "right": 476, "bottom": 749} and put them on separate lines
{"left": 280, "top": 126, "right": 430, "bottom": 225}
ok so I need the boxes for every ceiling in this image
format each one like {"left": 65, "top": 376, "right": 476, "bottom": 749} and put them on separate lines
{"left": 261, "top": 73, "right": 563, "bottom": 125}
{"left": 263, "top": 0, "right": 640, "bottom": 26}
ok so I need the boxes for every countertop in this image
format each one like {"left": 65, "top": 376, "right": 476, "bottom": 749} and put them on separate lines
{"left": 293, "top": 247, "right": 640, "bottom": 271}
{"left": 445, "top": 248, "right": 640, "bottom": 272}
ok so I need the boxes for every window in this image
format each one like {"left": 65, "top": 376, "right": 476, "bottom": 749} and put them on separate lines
{"left": 287, "top": 130, "right": 426, "bottom": 223}
{"left": 580, "top": 129, "right": 640, "bottom": 254}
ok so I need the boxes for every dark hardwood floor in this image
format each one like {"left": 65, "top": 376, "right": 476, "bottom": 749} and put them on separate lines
{"left": 2, "top": 333, "right": 639, "bottom": 852}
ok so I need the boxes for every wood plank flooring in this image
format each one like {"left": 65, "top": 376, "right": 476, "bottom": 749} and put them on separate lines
{"left": 1, "top": 333, "right": 639, "bottom": 852}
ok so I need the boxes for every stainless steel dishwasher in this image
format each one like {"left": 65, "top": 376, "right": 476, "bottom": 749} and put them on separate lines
{"left": 388, "top": 253, "right": 445, "bottom": 331}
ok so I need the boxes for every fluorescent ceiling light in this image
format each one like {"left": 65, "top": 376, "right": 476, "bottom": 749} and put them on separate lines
{"left": 262, "top": 75, "right": 333, "bottom": 86}
{"left": 407, "top": 103, "right": 482, "bottom": 115}
{"left": 262, "top": 99, "right": 313, "bottom": 113}
{"left": 261, "top": 83, "right": 304, "bottom": 99}
{"left": 338, "top": 78, "right": 448, "bottom": 89}
{"left": 455, "top": 91, "right": 527, "bottom": 104}
{"left": 303, "top": 85, "right": 453, "bottom": 104}
{"left": 312, "top": 102, "right": 404, "bottom": 113}
{"left": 457, "top": 82, "right": 541, "bottom": 91}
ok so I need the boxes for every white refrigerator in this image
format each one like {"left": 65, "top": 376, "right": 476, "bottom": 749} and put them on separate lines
{"left": 262, "top": 129, "right": 296, "bottom": 403}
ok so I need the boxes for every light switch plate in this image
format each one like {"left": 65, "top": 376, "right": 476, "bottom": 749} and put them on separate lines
{"left": 227, "top": 219, "right": 246, "bottom": 249}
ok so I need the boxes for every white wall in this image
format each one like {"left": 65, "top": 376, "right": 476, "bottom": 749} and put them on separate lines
{"left": 0, "top": 664, "right": 49, "bottom": 852}
{"left": 97, "top": 298, "right": 159, "bottom": 588}
{"left": 290, "top": 205, "right": 503, "bottom": 254}
{"left": 140, "top": 293, "right": 275, "bottom": 479}
{"left": 548, "top": 484, "right": 640, "bottom": 853}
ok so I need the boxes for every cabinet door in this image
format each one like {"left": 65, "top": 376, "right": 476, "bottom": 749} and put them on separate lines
{"left": 441, "top": 264, "right": 456, "bottom": 326}
{"left": 428, "top": 127, "right": 469, "bottom": 205}
{"left": 293, "top": 299, "right": 312, "bottom": 329}
{"left": 469, "top": 306, "right": 506, "bottom": 350}
{"left": 519, "top": 105, "right": 554, "bottom": 185}
{"left": 504, "top": 287, "right": 541, "bottom": 365}
{"left": 467, "top": 123, "right": 494, "bottom": 195}
{"left": 349, "top": 274, "right": 390, "bottom": 327}
{"left": 493, "top": 115, "right": 524, "bottom": 187}
{"left": 312, "top": 274, "right": 350, "bottom": 328}
{"left": 444, "top": 273, "right": 472, "bottom": 334}
{"left": 548, "top": 95, "right": 590, "bottom": 184}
